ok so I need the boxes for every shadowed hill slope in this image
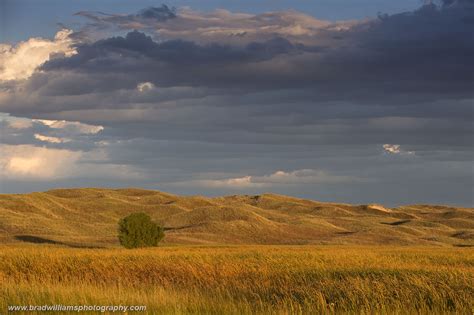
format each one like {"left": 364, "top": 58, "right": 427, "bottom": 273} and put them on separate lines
{"left": 0, "top": 188, "right": 472, "bottom": 247}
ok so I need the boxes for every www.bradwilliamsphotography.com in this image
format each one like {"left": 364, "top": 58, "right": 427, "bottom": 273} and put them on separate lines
{"left": 0, "top": 0, "right": 473, "bottom": 314}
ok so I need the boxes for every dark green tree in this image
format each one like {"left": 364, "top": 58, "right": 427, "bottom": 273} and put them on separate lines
{"left": 118, "top": 213, "right": 164, "bottom": 248}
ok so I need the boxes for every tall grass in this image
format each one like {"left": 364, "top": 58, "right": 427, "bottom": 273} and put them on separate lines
{"left": 1, "top": 245, "right": 473, "bottom": 314}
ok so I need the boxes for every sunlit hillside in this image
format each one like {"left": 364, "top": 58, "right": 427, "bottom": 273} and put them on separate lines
{"left": 0, "top": 188, "right": 472, "bottom": 247}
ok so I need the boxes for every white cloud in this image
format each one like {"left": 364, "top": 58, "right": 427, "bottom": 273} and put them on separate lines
{"left": 194, "top": 175, "right": 264, "bottom": 189}
{"left": 33, "top": 119, "right": 104, "bottom": 134}
{"left": 1, "top": 114, "right": 104, "bottom": 148}
{"left": 260, "top": 169, "right": 352, "bottom": 184}
{"left": 0, "top": 29, "right": 76, "bottom": 81}
{"left": 174, "top": 169, "right": 355, "bottom": 189}
{"left": 0, "top": 144, "right": 144, "bottom": 180}
{"left": 383, "top": 144, "right": 401, "bottom": 154}
{"left": 383, "top": 144, "right": 414, "bottom": 155}
{"left": 137, "top": 82, "right": 155, "bottom": 92}
{"left": 34, "top": 133, "right": 71, "bottom": 144}
{"left": 0, "top": 144, "right": 81, "bottom": 179}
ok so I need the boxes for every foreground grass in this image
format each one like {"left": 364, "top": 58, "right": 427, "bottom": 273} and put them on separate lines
{"left": 0, "top": 245, "right": 473, "bottom": 314}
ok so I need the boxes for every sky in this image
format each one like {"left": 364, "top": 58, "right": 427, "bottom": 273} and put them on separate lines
{"left": 0, "top": 0, "right": 473, "bottom": 206}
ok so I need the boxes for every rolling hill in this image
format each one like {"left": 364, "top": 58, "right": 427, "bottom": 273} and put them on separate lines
{"left": 0, "top": 188, "right": 472, "bottom": 247}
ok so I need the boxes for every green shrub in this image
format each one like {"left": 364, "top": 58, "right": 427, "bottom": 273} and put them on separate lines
{"left": 118, "top": 213, "right": 164, "bottom": 248}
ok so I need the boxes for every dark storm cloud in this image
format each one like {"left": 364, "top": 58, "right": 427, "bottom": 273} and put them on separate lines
{"left": 38, "top": 2, "right": 474, "bottom": 104}
{"left": 136, "top": 5, "right": 177, "bottom": 20}
{"left": 42, "top": 32, "right": 302, "bottom": 82}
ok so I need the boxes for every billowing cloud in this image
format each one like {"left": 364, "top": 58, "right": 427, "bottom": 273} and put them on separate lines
{"left": 76, "top": 6, "right": 334, "bottom": 44}
{"left": 0, "top": 29, "right": 76, "bottom": 81}
{"left": 0, "top": 144, "right": 143, "bottom": 181}
{"left": 0, "top": 144, "right": 81, "bottom": 179}
{"left": 27, "top": 2, "right": 471, "bottom": 106}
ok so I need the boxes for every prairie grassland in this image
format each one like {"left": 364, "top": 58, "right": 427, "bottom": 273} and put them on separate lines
{"left": 2, "top": 188, "right": 473, "bottom": 247}
{"left": 0, "top": 245, "right": 473, "bottom": 314}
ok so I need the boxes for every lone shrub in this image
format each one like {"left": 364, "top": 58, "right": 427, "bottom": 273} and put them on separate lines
{"left": 118, "top": 213, "right": 164, "bottom": 248}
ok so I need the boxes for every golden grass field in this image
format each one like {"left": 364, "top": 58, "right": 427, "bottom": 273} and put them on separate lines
{"left": 1, "top": 189, "right": 473, "bottom": 313}
{"left": 0, "top": 245, "right": 473, "bottom": 314}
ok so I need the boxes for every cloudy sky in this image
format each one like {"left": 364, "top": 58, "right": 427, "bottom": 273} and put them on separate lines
{"left": 0, "top": 0, "right": 473, "bottom": 206}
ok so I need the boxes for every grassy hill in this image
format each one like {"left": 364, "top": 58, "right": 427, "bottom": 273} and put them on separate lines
{"left": 0, "top": 188, "right": 472, "bottom": 247}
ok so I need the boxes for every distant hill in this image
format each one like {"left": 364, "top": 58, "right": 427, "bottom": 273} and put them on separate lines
{"left": 0, "top": 188, "right": 472, "bottom": 247}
